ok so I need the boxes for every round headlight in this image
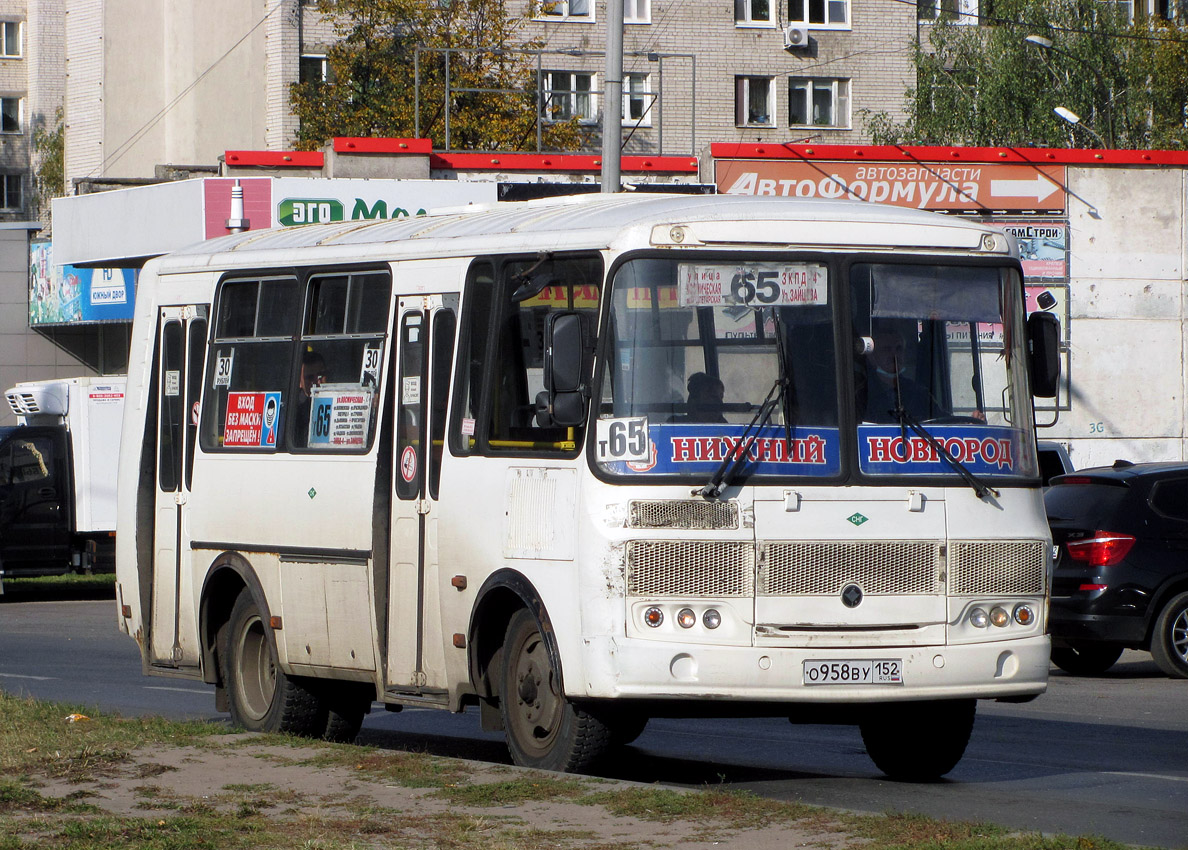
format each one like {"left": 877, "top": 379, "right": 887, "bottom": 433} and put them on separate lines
{"left": 703, "top": 609, "right": 722, "bottom": 629}
{"left": 643, "top": 606, "right": 664, "bottom": 628}
{"left": 990, "top": 606, "right": 1010, "bottom": 627}
{"left": 1013, "top": 604, "right": 1035, "bottom": 626}
{"left": 677, "top": 608, "right": 697, "bottom": 629}
{"left": 969, "top": 607, "right": 989, "bottom": 628}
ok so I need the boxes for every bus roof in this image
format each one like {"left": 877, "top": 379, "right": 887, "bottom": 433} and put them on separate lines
{"left": 158, "top": 193, "right": 1015, "bottom": 274}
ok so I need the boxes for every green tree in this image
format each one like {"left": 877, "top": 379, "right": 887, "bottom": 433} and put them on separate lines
{"left": 32, "top": 108, "right": 65, "bottom": 225}
{"left": 290, "top": 0, "right": 587, "bottom": 152}
{"left": 865, "top": 0, "right": 1188, "bottom": 149}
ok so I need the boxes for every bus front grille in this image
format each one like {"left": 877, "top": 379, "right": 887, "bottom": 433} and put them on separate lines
{"left": 948, "top": 540, "right": 1046, "bottom": 595}
{"left": 759, "top": 541, "right": 942, "bottom": 596}
{"left": 626, "top": 541, "right": 754, "bottom": 597}
{"left": 627, "top": 500, "right": 740, "bottom": 530}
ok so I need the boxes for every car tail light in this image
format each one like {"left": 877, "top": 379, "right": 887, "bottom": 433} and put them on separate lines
{"left": 1065, "top": 532, "right": 1136, "bottom": 567}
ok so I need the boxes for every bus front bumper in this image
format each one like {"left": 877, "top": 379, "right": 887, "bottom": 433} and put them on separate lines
{"left": 578, "top": 634, "right": 1050, "bottom": 703}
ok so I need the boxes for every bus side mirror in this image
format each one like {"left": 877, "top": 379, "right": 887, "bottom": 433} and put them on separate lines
{"left": 1027, "top": 312, "right": 1060, "bottom": 399}
{"left": 543, "top": 312, "right": 588, "bottom": 428}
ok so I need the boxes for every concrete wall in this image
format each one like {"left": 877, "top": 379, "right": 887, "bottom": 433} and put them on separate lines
{"left": 1055, "top": 166, "right": 1188, "bottom": 468}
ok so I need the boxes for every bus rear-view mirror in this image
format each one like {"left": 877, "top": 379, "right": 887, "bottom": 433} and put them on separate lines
{"left": 1027, "top": 311, "right": 1060, "bottom": 398}
{"left": 544, "top": 312, "right": 587, "bottom": 427}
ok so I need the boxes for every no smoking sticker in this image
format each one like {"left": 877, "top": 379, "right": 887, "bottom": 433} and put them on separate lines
{"left": 400, "top": 445, "right": 417, "bottom": 483}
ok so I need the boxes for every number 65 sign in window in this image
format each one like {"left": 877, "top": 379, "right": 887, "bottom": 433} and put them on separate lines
{"left": 677, "top": 263, "right": 827, "bottom": 308}
{"left": 307, "top": 384, "right": 374, "bottom": 450}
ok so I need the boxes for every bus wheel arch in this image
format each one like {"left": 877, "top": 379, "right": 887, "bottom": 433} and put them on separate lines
{"left": 199, "top": 553, "right": 265, "bottom": 692}
{"left": 468, "top": 570, "right": 561, "bottom": 706}
{"left": 468, "top": 570, "right": 612, "bottom": 772}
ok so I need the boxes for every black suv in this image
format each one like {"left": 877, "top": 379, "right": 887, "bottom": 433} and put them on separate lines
{"left": 1044, "top": 460, "right": 1188, "bottom": 678}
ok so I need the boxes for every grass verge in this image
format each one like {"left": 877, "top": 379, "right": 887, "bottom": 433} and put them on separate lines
{"left": 0, "top": 691, "right": 1144, "bottom": 850}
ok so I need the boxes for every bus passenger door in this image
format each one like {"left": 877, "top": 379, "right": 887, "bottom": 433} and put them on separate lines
{"left": 387, "top": 295, "right": 457, "bottom": 696}
{"left": 149, "top": 305, "right": 208, "bottom": 667}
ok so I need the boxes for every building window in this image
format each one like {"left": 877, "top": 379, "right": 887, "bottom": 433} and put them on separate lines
{"left": 789, "top": 78, "right": 850, "bottom": 128}
{"left": 624, "top": 73, "right": 654, "bottom": 125}
{"left": 788, "top": 0, "right": 849, "bottom": 26}
{"left": 542, "top": 71, "right": 596, "bottom": 123}
{"left": 1, "top": 174, "right": 20, "bottom": 210}
{"left": 1103, "top": 0, "right": 1135, "bottom": 21}
{"left": 735, "top": 0, "right": 775, "bottom": 25}
{"left": 535, "top": 0, "right": 593, "bottom": 21}
{"left": 300, "top": 54, "right": 329, "bottom": 84}
{"left": 736, "top": 76, "right": 775, "bottom": 127}
{"left": 0, "top": 97, "right": 19, "bottom": 134}
{"left": 1, "top": 22, "right": 20, "bottom": 57}
{"left": 918, "top": 0, "right": 980, "bottom": 23}
{"left": 625, "top": 0, "right": 651, "bottom": 22}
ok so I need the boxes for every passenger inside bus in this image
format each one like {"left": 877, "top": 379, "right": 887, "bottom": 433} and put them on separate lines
{"left": 295, "top": 349, "right": 326, "bottom": 442}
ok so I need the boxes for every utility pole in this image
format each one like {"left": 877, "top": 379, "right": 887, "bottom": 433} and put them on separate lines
{"left": 601, "top": 0, "right": 624, "bottom": 193}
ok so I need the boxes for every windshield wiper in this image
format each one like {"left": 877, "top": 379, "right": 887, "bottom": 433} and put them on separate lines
{"left": 696, "top": 374, "right": 784, "bottom": 500}
{"left": 891, "top": 402, "right": 1000, "bottom": 500}
{"left": 771, "top": 308, "right": 796, "bottom": 451}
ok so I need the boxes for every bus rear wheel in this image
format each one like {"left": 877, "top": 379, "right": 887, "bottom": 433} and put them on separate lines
{"left": 500, "top": 609, "right": 611, "bottom": 772}
{"left": 859, "top": 699, "right": 976, "bottom": 781}
{"left": 223, "top": 590, "right": 324, "bottom": 736}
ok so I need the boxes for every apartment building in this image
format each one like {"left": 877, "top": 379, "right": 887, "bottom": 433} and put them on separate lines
{"left": 508, "top": 0, "right": 916, "bottom": 156}
{"left": 51, "top": 0, "right": 918, "bottom": 190}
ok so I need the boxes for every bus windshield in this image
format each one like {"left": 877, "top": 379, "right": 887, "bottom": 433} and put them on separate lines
{"left": 594, "top": 256, "right": 1036, "bottom": 483}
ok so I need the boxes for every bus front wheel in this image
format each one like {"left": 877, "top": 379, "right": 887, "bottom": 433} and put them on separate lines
{"left": 499, "top": 609, "right": 611, "bottom": 772}
{"left": 859, "top": 699, "right": 976, "bottom": 781}
{"left": 223, "top": 590, "right": 324, "bottom": 736}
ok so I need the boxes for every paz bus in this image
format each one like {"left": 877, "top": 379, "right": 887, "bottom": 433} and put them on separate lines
{"left": 115, "top": 193, "right": 1060, "bottom": 779}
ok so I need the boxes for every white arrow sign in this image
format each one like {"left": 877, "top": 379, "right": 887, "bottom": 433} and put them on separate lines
{"left": 990, "top": 175, "right": 1061, "bottom": 203}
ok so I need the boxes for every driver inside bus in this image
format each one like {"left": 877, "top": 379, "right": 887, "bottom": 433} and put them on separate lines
{"left": 857, "top": 326, "right": 935, "bottom": 423}
{"left": 684, "top": 372, "right": 727, "bottom": 423}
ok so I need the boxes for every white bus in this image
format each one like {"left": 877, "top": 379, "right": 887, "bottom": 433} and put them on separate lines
{"left": 115, "top": 193, "right": 1061, "bottom": 780}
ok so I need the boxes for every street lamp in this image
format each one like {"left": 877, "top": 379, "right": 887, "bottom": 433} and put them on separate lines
{"left": 1024, "top": 34, "right": 1116, "bottom": 148}
{"left": 1053, "top": 105, "right": 1108, "bottom": 148}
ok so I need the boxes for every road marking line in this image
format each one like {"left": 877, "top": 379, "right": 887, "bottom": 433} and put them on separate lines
{"left": 144, "top": 686, "right": 209, "bottom": 695}
{"left": 0, "top": 672, "right": 55, "bottom": 681}
{"left": 1104, "top": 771, "right": 1188, "bottom": 784}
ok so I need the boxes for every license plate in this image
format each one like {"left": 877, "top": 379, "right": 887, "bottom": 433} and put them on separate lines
{"left": 803, "top": 659, "right": 903, "bottom": 685}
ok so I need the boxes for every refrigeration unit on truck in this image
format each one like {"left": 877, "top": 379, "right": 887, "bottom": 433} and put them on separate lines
{"left": 0, "top": 376, "right": 126, "bottom": 588}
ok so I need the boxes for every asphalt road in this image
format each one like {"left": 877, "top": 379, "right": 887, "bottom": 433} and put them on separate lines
{"left": 2, "top": 597, "right": 1186, "bottom": 849}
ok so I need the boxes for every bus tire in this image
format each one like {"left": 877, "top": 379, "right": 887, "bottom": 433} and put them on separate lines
{"left": 321, "top": 684, "right": 370, "bottom": 742}
{"left": 1149, "top": 592, "right": 1188, "bottom": 679}
{"left": 500, "top": 608, "right": 611, "bottom": 772}
{"left": 223, "top": 590, "right": 324, "bottom": 736}
{"left": 859, "top": 699, "right": 975, "bottom": 781}
{"left": 603, "top": 711, "right": 649, "bottom": 748}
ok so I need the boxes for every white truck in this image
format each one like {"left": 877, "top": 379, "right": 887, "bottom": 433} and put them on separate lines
{"left": 0, "top": 376, "right": 125, "bottom": 591}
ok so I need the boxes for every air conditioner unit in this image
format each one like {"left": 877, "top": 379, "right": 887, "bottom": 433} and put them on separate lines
{"left": 783, "top": 24, "right": 809, "bottom": 48}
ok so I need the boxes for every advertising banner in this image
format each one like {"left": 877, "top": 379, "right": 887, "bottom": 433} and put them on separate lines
{"left": 715, "top": 160, "right": 1067, "bottom": 213}
{"left": 29, "top": 242, "right": 137, "bottom": 326}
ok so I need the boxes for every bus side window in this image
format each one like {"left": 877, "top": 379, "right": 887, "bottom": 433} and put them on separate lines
{"left": 450, "top": 262, "right": 494, "bottom": 456}
{"left": 201, "top": 277, "right": 299, "bottom": 452}
{"left": 487, "top": 255, "right": 601, "bottom": 454}
{"left": 293, "top": 271, "right": 392, "bottom": 452}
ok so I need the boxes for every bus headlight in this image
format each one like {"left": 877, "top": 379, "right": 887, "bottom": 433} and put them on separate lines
{"left": 676, "top": 608, "right": 697, "bottom": 629}
{"left": 703, "top": 609, "right": 722, "bottom": 629}
{"left": 990, "top": 606, "right": 1010, "bottom": 627}
{"left": 969, "top": 607, "right": 989, "bottom": 628}
{"left": 1013, "top": 604, "right": 1035, "bottom": 626}
{"left": 643, "top": 607, "right": 664, "bottom": 628}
